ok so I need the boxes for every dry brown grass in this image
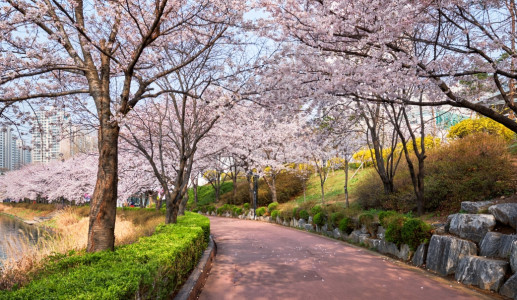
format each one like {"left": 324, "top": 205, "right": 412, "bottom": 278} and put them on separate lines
{"left": 0, "top": 206, "right": 165, "bottom": 290}
{"left": 0, "top": 203, "right": 54, "bottom": 220}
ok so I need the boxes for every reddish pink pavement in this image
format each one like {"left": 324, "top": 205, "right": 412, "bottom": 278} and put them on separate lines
{"left": 199, "top": 217, "right": 494, "bottom": 300}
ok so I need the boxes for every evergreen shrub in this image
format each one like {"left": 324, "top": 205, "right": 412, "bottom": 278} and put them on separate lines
{"left": 0, "top": 213, "right": 209, "bottom": 300}
{"left": 298, "top": 209, "right": 309, "bottom": 220}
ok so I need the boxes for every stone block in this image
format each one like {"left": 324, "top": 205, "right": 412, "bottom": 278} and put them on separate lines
{"left": 455, "top": 256, "right": 508, "bottom": 292}
{"left": 461, "top": 200, "right": 496, "bottom": 214}
{"left": 480, "top": 232, "right": 517, "bottom": 259}
{"left": 412, "top": 243, "right": 427, "bottom": 267}
{"left": 398, "top": 244, "right": 412, "bottom": 261}
{"left": 333, "top": 228, "right": 341, "bottom": 239}
{"left": 377, "top": 226, "right": 386, "bottom": 240}
{"left": 298, "top": 218, "right": 306, "bottom": 228}
{"left": 511, "top": 240, "right": 517, "bottom": 273}
{"left": 426, "top": 235, "right": 478, "bottom": 276}
{"left": 377, "top": 240, "right": 400, "bottom": 257}
{"left": 489, "top": 203, "right": 517, "bottom": 230}
{"left": 304, "top": 223, "right": 313, "bottom": 231}
{"left": 448, "top": 213, "right": 496, "bottom": 243}
{"left": 500, "top": 273, "right": 517, "bottom": 299}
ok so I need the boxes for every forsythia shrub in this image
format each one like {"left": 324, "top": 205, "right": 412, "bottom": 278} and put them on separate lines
{"left": 448, "top": 117, "right": 515, "bottom": 141}
{"left": 243, "top": 203, "right": 250, "bottom": 210}
{"left": 271, "top": 210, "right": 280, "bottom": 220}
{"left": 0, "top": 212, "right": 209, "bottom": 300}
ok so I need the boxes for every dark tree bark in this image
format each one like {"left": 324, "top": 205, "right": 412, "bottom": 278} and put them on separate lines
{"left": 87, "top": 123, "right": 119, "bottom": 252}
{"left": 344, "top": 158, "right": 349, "bottom": 208}
{"left": 361, "top": 103, "right": 402, "bottom": 195}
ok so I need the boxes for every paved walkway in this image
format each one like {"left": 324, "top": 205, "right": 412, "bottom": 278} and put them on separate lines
{"left": 199, "top": 217, "right": 493, "bottom": 300}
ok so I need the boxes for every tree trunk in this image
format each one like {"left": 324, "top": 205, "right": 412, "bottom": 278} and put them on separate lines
{"left": 344, "top": 159, "right": 349, "bottom": 208}
{"left": 320, "top": 181, "right": 325, "bottom": 204}
{"left": 193, "top": 178, "right": 198, "bottom": 205}
{"left": 178, "top": 192, "right": 189, "bottom": 215}
{"left": 270, "top": 174, "right": 277, "bottom": 203}
{"left": 232, "top": 175, "right": 237, "bottom": 205}
{"left": 247, "top": 173, "right": 253, "bottom": 206}
{"left": 87, "top": 123, "right": 119, "bottom": 253}
{"left": 165, "top": 200, "right": 179, "bottom": 223}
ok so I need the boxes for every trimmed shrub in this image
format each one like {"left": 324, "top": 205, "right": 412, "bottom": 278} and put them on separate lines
{"left": 256, "top": 207, "right": 267, "bottom": 217}
{"left": 243, "top": 203, "right": 249, "bottom": 210}
{"left": 0, "top": 212, "right": 209, "bottom": 300}
{"left": 378, "top": 211, "right": 398, "bottom": 227}
{"left": 207, "top": 205, "right": 216, "bottom": 214}
{"left": 271, "top": 210, "right": 280, "bottom": 220}
{"left": 298, "top": 209, "right": 309, "bottom": 220}
{"left": 268, "top": 202, "right": 279, "bottom": 213}
{"left": 310, "top": 205, "right": 323, "bottom": 216}
{"left": 339, "top": 217, "right": 354, "bottom": 234}
{"left": 280, "top": 209, "right": 293, "bottom": 222}
{"left": 358, "top": 212, "right": 374, "bottom": 226}
{"left": 330, "top": 212, "right": 345, "bottom": 226}
{"left": 384, "top": 214, "right": 408, "bottom": 246}
{"left": 233, "top": 207, "right": 243, "bottom": 216}
{"left": 313, "top": 212, "right": 325, "bottom": 226}
{"left": 292, "top": 207, "right": 299, "bottom": 219}
{"left": 401, "top": 218, "right": 432, "bottom": 250}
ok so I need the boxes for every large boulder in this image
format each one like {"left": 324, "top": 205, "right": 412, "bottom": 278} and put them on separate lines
{"left": 455, "top": 256, "right": 508, "bottom": 292}
{"left": 377, "top": 240, "right": 400, "bottom": 257}
{"left": 348, "top": 230, "right": 369, "bottom": 244}
{"left": 412, "top": 243, "right": 427, "bottom": 267}
{"left": 479, "top": 232, "right": 501, "bottom": 257}
{"left": 377, "top": 226, "right": 386, "bottom": 240}
{"left": 500, "top": 273, "right": 517, "bottom": 299}
{"left": 480, "top": 232, "right": 517, "bottom": 259}
{"left": 448, "top": 213, "right": 496, "bottom": 243}
{"left": 488, "top": 203, "right": 517, "bottom": 230}
{"left": 511, "top": 240, "right": 517, "bottom": 273}
{"left": 332, "top": 228, "right": 341, "bottom": 239}
{"left": 398, "top": 244, "right": 412, "bottom": 261}
{"left": 426, "top": 235, "right": 478, "bottom": 276}
{"left": 461, "top": 200, "right": 496, "bottom": 214}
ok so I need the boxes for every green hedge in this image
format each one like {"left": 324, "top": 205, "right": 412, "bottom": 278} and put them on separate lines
{"left": 256, "top": 207, "right": 267, "bottom": 217}
{"left": 0, "top": 212, "right": 210, "bottom": 300}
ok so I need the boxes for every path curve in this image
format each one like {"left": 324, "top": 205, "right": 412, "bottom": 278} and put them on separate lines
{"left": 199, "top": 217, "right": 493, "bottom": 300}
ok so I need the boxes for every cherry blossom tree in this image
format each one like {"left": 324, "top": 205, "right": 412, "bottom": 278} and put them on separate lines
{"left": 0, "top": 0, "right": 247, "bottom": 252}
{"left": 257, "top": 0, "right": 517, "bottom": 134}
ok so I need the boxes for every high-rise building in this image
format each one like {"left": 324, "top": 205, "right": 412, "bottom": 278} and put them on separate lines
{"left": 0, "top": 127, "right": 31, "bottom": 171}
{"left": 31, "top": 110, "right": 65, "bottom": 163}
{"left": 0, "top": 127, "right": 14, "bottom": 171}
{"left": 14, "top": 139, "right": 31, "bottom": 169}
{"left": 31, "top": 110, "right": 97, "bottom": 163}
